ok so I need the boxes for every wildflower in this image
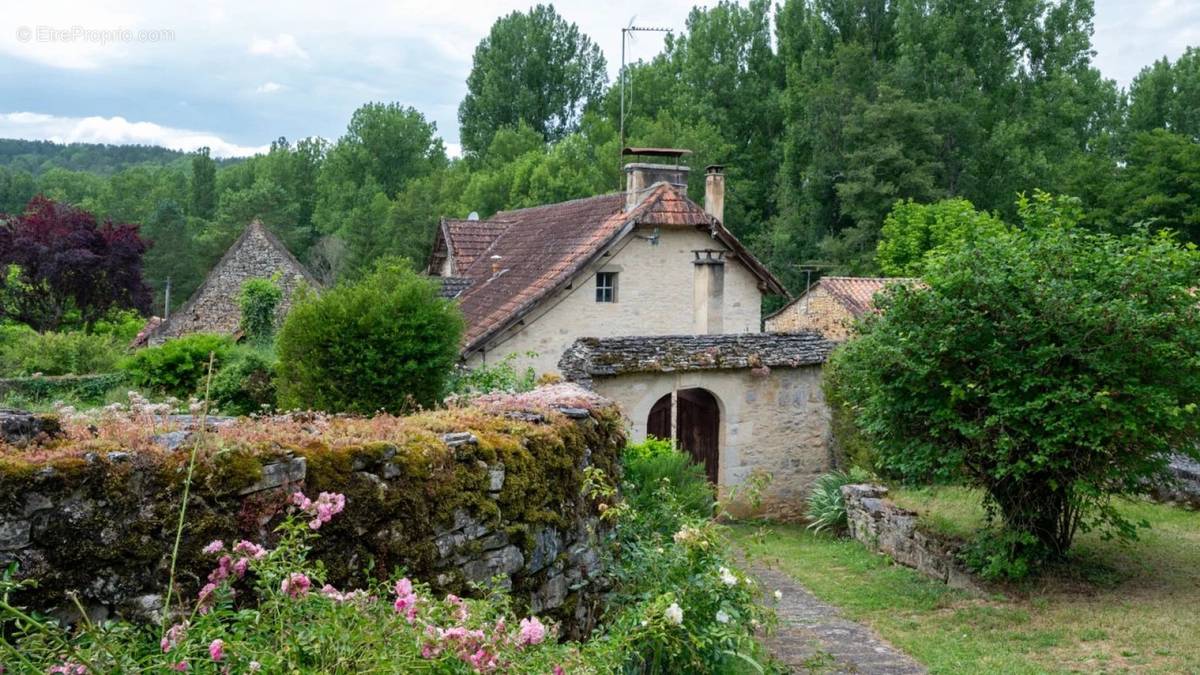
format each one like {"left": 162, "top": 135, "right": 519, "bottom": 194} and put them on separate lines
{"left": 47, "top": 663, "right": 87, "bottom": 674}
{"left": 665, "top": 602, "right": 684, "bottom": 625}
{"left": 392, "top": 578, "right": 419, "bottom": 621}
{"left": 467, "top": 647, "right": 497, "bottom": 672}
{"left": 208, "top": 639, "right": 225, "bottom": 662}
{"left": 281, "top": 572, "right": 311, "bottom": 598}
{"left": 554, "top": 667, "right": 565, "bottom": 675}
{"left": 716, "top": 610, "right": 730, "bottom": 624}
{"left": 161, "top": 622, "right": 188, "bottom": 652}
{"left": 291, "top": 491, "right": 346, "bottom": 530}
{"left": 232, "top": 540, "right": 268, "bottom": 559}
{"left": 774, "top": 589, "right": 783, "bottom": 601}
{"left": 445, "top": 593, "right": 469, "bottom": 622}
{"left": 202, "top": 540, "right": 224, "bottom": 555}
{"left": 719, "top": 567, "right": 738, "bottom": 586}
{"left": 248, "top": 662, "right": 262, "bottom": 672}
{"left": 517, "top": 616, "right": 547, "bottom": 646}
{"left": 172, "top": 662, "right": 189, "bottom": 672}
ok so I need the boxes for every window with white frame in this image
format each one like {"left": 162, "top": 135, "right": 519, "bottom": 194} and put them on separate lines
{"left": 595, "top": 271, "right": 617, "bottom": 303}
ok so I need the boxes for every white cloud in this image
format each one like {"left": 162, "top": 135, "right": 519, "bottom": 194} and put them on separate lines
{"left": 255, "top": 81, "right": 285, "bottom": 94}
{"left": 248, "top": 33, "right": 308, "bottom": 60}
{"left": 0, "top": 112, "right": 268, "bottom": 157}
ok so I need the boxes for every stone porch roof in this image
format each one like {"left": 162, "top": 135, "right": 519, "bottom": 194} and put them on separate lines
{"left": 558, "top": 332, "right": 837, "bottom": 387}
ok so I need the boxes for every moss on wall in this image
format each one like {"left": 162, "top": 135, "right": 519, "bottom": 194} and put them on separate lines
{"left": 0, "top": 398, "right": 624, "bottom": 626}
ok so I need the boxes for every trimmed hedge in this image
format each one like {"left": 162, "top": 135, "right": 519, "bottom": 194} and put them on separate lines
{"left": 0, "top": 373, "right": 127, "bottom": 404}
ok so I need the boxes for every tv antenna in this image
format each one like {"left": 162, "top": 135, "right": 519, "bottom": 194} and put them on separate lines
{"left": 620, "top": 18, "right": 671, "bottom": 154}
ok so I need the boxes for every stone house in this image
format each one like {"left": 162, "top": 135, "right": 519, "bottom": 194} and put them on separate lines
{"left": 428, "top": 154, "right": 787, "bottom": 376}
{"left": 149, "top": 220, "right": 318, "bottom": 344}
{"left": 764, "top": 276, "right": 918, "bottom": 340}
{"left": 429, "top": 151, "right": 837, "bottom": 516}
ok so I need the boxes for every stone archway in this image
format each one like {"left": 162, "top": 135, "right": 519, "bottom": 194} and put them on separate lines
{"left": 646, "top": 388, "right": 721, "bottom": 484}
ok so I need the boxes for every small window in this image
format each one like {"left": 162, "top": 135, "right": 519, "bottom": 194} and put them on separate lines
{"left": 596, "top": 272, "right": 618, "bottom": 303}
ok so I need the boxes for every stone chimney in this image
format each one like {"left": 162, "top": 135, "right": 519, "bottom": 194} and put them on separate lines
{"left": 704, "top": 165, "right": 725, "bottom": 223}
{"left": 693, "top": 249, "right": 725, "bottom": 334}
{"left": 623, "top": 148, "right": 692, "bottom": 211}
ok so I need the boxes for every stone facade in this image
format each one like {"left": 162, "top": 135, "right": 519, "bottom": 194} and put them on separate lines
{"left": 1151, "top": 453, "right": 1200, "bottom": 508}
{"left": 764, "top": 284, "right": 857, "bottom": 340}
{"left": 151, "top": 221, "right": 318, "bottom": 343}
{"left": 469, "top": 226, "right": 766, "bottom": 375}
{"left": 560, "top": 333, "right": 839, "bottom": 519}
{"left": 842, "top": 484, "right": 979, "bottom": 590}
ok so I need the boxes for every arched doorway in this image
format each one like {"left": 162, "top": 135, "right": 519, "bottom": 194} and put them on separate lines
{"left": 646, "top": 389, "right": 721, "bottom": 484}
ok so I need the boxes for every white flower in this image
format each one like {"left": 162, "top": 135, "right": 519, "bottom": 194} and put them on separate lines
{"left": 664, "top": 602, "right": 684, "bottom": 625}
{"left": 773, "top": 589, "right": 783, "bottom": 601}
{"left": 719, "top": 567, "right": 738, "bottom": 586}
{"left": 715, "top": 610, "right": 730, "bottom": 624}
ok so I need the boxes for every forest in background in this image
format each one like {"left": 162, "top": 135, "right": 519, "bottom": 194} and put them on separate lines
{"left": 0, "top": 0, "right": 1197, "bottom": 315}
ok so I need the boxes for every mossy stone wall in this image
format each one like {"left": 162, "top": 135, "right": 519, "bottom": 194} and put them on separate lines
{"left": 0, "top": 400, "right": 623, "bottom": 632}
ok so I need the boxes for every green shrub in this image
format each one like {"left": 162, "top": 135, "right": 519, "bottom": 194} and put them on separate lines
{"left": 209, "top": 346, "right": 277, "bottom": 416}
{"left": 120, "top": 333, "right": 234, "bottom": 398}
{"left": 622, "top": 437, "right": 715, "bottom": 520}
{"left": 275, "top": 259, "right": 464, "bottom": 414}
{"left": 89, "top": 308, "right": 148, "bottom": 343}
{"left": 446, "top": 352, "right": 537, "bottom": 396}
{"left": 829, "top": 192, "right": 1200, "bottom": 574}
{"left": 238, "top": 277, "right": 283, "bottom": 344}
{"left": 805, "top": 468, "right": 871, "bottom": 534}
{"left": 822, "top": 361, "right": 878, "bottom": 473}
{"left": 0, "top": 325, "right": 125, "bottom": 376}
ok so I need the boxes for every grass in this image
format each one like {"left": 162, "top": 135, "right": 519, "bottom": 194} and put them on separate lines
{"left": 730, "top": 489, "right": 1200, "bottom": 674}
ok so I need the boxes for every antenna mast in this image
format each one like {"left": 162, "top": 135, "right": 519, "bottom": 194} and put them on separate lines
{"left": 620, "top": 21, "right": 671, "bottom": 160}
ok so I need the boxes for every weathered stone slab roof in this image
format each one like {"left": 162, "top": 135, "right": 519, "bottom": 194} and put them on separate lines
{"left": 558, "top": 332, "right": 837, "bottom": 386}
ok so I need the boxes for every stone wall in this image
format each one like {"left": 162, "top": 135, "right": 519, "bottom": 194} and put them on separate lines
{"left": 764, "top": 285, "right": 856, "bottom": 340}
{"left": 152, "top": 221, "right": 318, "bottom": 343}
{"left": 467, "top": 225, "right": 766, "bottom": 376}
{"left": 0, "top": 388, "right": 622, "bottom": 633}
{"left": 842, "top": 484, "right": 979, "bottom": 590}
{"left": 1151, "top": 453, "right": 1200, "bottom": 508}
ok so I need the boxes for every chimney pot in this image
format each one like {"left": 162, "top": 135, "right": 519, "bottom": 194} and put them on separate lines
{"left": 704, "top": 165, "right": 725, "bottom": 224}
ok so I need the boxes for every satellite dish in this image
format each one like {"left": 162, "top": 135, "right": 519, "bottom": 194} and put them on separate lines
{"left": 467, "top": 211, "right": 480, "bottom": 221}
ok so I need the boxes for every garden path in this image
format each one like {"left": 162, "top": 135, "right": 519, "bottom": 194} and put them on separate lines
{"left": 741, "top": 553, "right": 926, "bottom": 674}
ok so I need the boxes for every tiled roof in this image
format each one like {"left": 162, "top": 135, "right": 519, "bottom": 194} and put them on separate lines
{"left": 438, "top": 276, "right": 474, "bottom": 299}
{"left": 444, "top": 218, "right": 512, "bottom": 272}
{"left": 765, "top": 276, "right": 920, "bottom": 321}
{"left": 450, "top": 184, "right": 787, "bottom": 354}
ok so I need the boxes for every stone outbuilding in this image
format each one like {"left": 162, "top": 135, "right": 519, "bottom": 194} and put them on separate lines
{"left": 764, "top": 276, "right": 918, "bottom": 340}
{"left": 559, "top": 332, "right": 838, "bottom": 519}
{"left": 149, "top": 220, "right": 318, "bottom": 344}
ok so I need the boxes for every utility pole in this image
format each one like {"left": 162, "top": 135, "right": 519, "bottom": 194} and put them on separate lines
{"left": 164, "top": 277, "right": 171, "bottom": 321}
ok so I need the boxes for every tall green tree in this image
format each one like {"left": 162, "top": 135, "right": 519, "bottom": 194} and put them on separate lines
{"left": 459, "top": 4, "right": 607, "bottom": 155}
{"left": 190, "top": 146, "right": 217, "bottom": 219}
{"left": 1128, "top": 47, "right": 1200, "bottom": 140}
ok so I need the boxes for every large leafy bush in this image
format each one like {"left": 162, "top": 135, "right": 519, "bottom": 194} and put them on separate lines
{"left": 829, "top": 192, "right": 1200, "bottom": 574}
{"left": 120, "top": 333, "right": 234, "bottom": 398}
{"left": 208, "top": 346, "right": 277, "bottom": 416}
{"left": 238, "top": 277, "right": 283, "bottom": 344}
{"left": 275, "top": 260, "right": 463, "bottom": 413}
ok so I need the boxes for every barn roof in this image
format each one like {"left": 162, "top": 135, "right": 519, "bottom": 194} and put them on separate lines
{"left": 439, "top": 183, "right": 788, "bottom": 355}
{"left": 764, "top": 276, "right": 921, "bottom": 322}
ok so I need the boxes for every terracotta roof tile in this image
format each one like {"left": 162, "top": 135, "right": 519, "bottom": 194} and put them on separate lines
{"left": 766, "top": 276, "right": 921, "bottom": 321}
{"left": 444, "top": 218, "right": 512, "bottom": 271}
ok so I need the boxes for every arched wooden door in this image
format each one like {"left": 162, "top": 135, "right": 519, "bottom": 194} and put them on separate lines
{"left": 645, "top": 389, "right": 720, "bottom": 484}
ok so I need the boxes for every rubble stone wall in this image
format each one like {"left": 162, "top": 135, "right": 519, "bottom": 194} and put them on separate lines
{"left": 841, "top": 483, "right": 979, "bottom": 591}
{"left": 0, "top": 396, "right": 622, "bottom": 634}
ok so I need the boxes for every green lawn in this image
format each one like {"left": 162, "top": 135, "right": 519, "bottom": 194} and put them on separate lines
{"left": 729, "top": 490, "right": 1200, "bottom": 674}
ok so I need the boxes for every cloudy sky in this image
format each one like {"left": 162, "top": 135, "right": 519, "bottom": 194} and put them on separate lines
{"left": 0, "top": 0, "right": 1196, "bottom": 158}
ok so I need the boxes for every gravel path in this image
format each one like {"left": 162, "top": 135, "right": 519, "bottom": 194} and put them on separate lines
{"left": 741, "top": 553, "right": 927, "bottom": 674}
